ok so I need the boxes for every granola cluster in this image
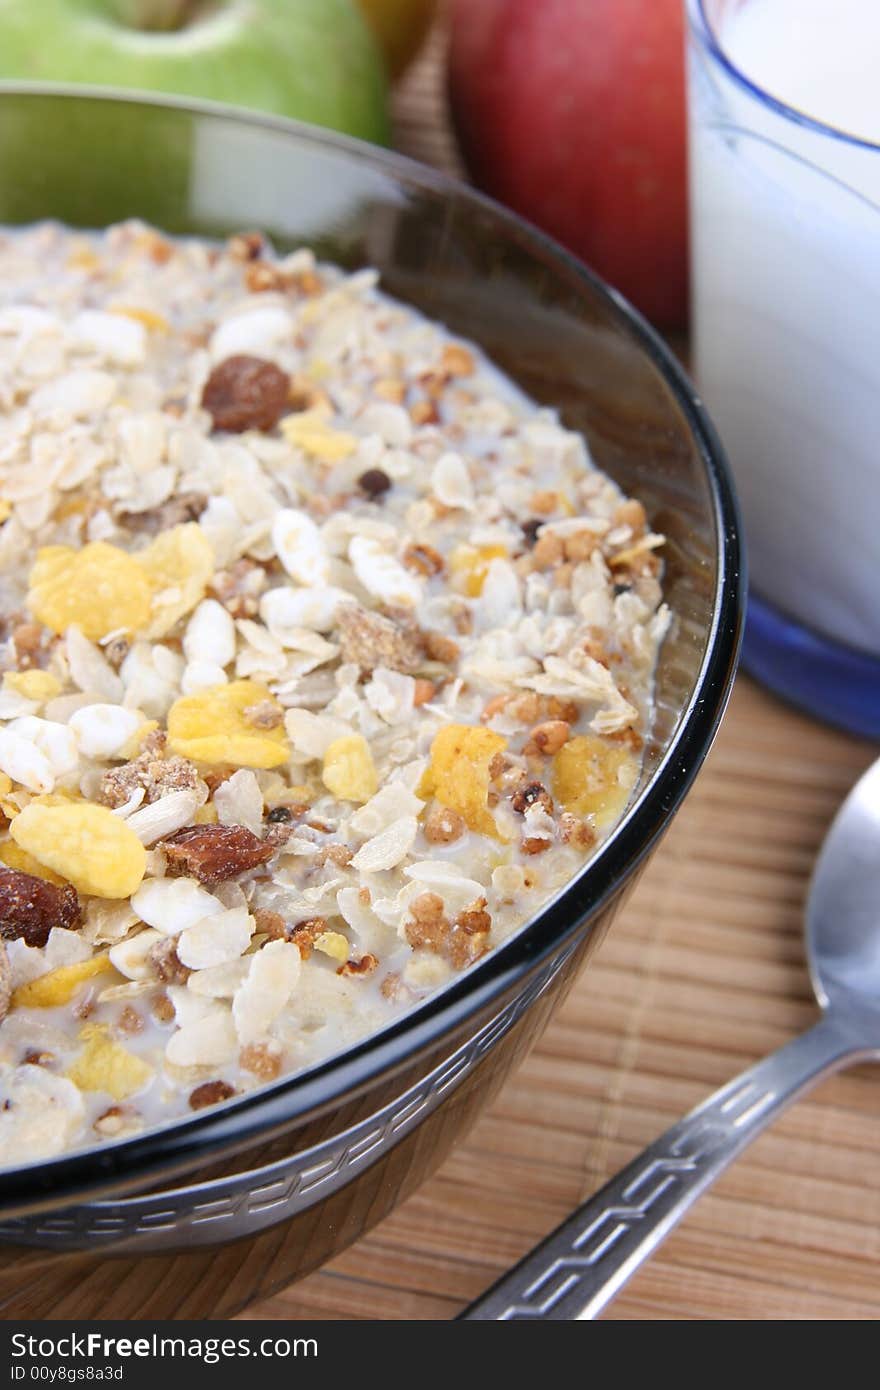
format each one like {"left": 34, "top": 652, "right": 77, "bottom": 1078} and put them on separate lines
{"left": 0, "top": 222, "right": 669, "bottom": 1162}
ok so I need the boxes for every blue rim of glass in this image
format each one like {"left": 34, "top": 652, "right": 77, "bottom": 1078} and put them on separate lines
{"left": 0, "top": 86, "right": 744, "bottom": 1216}
{"left": 691, "top": 0, "right": 880, "bottom": 154}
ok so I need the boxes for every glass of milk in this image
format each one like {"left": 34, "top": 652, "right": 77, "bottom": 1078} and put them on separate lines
{"left": 687, "top": 0, "right": 880, "bottom": 737}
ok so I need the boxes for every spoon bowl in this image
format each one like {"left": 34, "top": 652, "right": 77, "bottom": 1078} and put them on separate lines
{"left": 807, "top": 757, "right": 880, "bottom": 1011}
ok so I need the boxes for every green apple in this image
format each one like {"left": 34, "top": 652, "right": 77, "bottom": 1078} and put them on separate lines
{"left": 0, "top": 0, "right": 389, "bottom": 142}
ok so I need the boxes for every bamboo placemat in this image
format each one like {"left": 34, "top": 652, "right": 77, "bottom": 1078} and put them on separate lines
{"left": 241, "top": 24, "right": 880, "bottom": 1321}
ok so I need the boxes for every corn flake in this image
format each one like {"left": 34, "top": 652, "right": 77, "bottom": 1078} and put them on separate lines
{"left": 11, "top": 802, "right": 147, "bottom": 898}
{"left": 552, "top": 735, "right": 635, "bottom": 826}
{"left": 313, "top": 930, "right": 350, "bottom": 963}
{"left": 280, "top": 409, "right": 357, "bottom": 463}
{"left": 167, "top": 680, "right": 289, "bottom": 769}
{"left": 450, "top": 544, "right": 508, "bottom": 597}
{"left": 12, "top": 953, "right": 113, "bottom": 1009}
{"left": 0, "top": 839, "right": 66, "bottom": 885}
{"left": 67, "top": 1025, "right": 153, "bottom": 1100}
{"left": 419, "top": 724, "right": 507, "bottom": 838}
{"left": 322, "top": 734, "right": 378, "bottom": 804}
{"left": 111, "top": 305, "right": 169, "bottom": 333}
{"left": 27, "top": 542, "right": 153, "bottom": 641}
{"left": 139, "top": 524, "right": 214, "bottom": 639}
{"left": 3, "top": 671, "right": 61, "bottom": 703}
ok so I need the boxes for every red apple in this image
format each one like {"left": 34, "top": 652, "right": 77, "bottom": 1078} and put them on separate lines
{"left": 448, "top": 0, "right": 687, "bottom": 328}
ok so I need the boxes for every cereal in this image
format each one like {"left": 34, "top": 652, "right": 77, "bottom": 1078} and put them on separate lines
{"left": 10, "top": 803, "right": 147, "bottom": 898}
{"left": 28, "top": 542, "right": 153, "bottom": 640}
{"left": 419, "top": 725, "right": 507, "bottom": 838}
{"left": 138, "top": 524, "right": 214, "bottom": 639}
{"left": 11, "top": 954, "right": 112, "bottom": 1010}
{"left": 167, "top": 681, "right": 288, "bottom": 768}
{"left": 3, "top": 671, "right": 61, "bottom": 703}
{"left": 67, "top": 1025, "right": 153, "bottom": 1100}
{"left": 552, "top": 735, "right": 635, "bottom": 826}
{"left": 281, "top": 410, "right": 357, "bottom": 463}
{"left": 0, "top": 221, "right": 665, "bottom": 1162}
{"left": 322, "top": 735, "right": 378, "bottom": 804}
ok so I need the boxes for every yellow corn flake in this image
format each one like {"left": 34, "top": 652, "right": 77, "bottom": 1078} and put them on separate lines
{"left": 419, "top": 724, "right": 507, "bottom": 839}
{"left": 12, "top": 954, "right": 113, "bottom": 1010}
{"left": 0, "top": 839, "right": 66, "bottom": 886}
{"left": 67, "top": 246, "right": 100, "bottom": 271}
{"left": 450, "top": 544, "right": 509, "bottom": 597}
{"left": 321, "top": 735, "right": 378, "bottom": 804}
{"left": 111, "top": 305, "right": 169, "bottom": 333}
{"left": 167, "top": 680, "right": 289, "bottom": 769}
{"left": 192, "top": 802, "right": 219, "bottom": 825}
{"left": 67, "top": 1025, "right": 153, "bottom": 1100}
{"left": 10, "top": 802, "right": 147, "bottom": 898}
{"left": 27, "top": 542, "right": 154, "bottom": 641}
{"left": 138, "top": 523, "right": 214, "bottom": 639}
{"left": 313, "top": 930, "right": 350, "bottom": 963}
{"left": 280, "top": 410, "right": 357, "bottom": 463}
{"left": 552, "top": 735, "right": 636, "bottom": 827}
{"left": 0, "top": 773, "right": 17, "bottom": 820}
{"left": 3, "top": 670, "right": 61, "bottom": 703}
{"left": 0, "top": 499, "right": 11, "bottom": 524}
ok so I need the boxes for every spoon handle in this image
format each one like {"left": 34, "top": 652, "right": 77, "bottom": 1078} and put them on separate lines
{"left": 461, "top": 1012, "right": 865, "bottom": 1320}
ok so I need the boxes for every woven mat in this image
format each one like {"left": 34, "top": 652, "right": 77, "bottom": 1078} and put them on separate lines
{"left": 242, "top": 25, "right": 880, "bottom": 1321}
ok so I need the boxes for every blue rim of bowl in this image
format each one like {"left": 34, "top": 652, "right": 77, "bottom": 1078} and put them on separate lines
{"left": 690, "top": 0, "right": 880, "bottom": 154}
{"left": 0, "top": 84, "right": 745, "bottom": 1215}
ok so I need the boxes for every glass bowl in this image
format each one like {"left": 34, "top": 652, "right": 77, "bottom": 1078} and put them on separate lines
{"left": 0, "top": 88, "right": 743, "bottom": 1319}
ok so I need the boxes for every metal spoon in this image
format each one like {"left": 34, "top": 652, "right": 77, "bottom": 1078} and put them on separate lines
{"left": 462, "top": 756, "right": 880, "bottom": 1320}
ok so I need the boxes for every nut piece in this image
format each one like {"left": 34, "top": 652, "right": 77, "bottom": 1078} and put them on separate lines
{"left": 0, "top": 864, "right": 81, "bottom": 947}
{"left": 511, "top": 782, "right": 554, "bottom": 816}
{"left": 240, "top": 1041, "right": 282, "bottom": 1080}
{"left": 201, "top": 355, "right": 289, "bottom": 433}
{"left": 289, "top": 916, "right": 330, "bottom": 959}
{"left": 423, "top": 803, "right": 465, "bottom": 845}
{"left": 336, "top": 605, "right": 423, "bottom": 675}
{"left": 558, "top": 812, "right": 598, "bottom": 850}
{"left": 523, "top": 720, "right": 571, "bottom": 757}
{"left": 421, "top": 630, "right": 460, "bottom": 664}
{"left": 404, "top": 891, "right": 490, "bottom": 969}
{"left": 147, "top": 936, "right": 191, "bottom": 985}
{"left": 162, "top": 823, "right": 275, "bottom": 886}
{"left": 337, "top": 954, "right": 379, "bottom": 977}
{"left": 251, "top": 907, "right": 287, "bottom": 940}
{"left": 188, "top": 1080, "right": 236, "bottom": 1111}
{"left": 99, "top": 747, "right": 201, "bottom": 810}
{"left": 403, "top": 542, "right": 445, "bottom": 577}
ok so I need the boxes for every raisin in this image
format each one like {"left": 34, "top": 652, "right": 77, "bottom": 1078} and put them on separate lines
{"left": 161, "top": 824, "right": 275, "bottom": 886}
{"left": 357, "top": 468, "right": 392, "bottom": 498}
{"left": 266, "top": 805, "right": 293, "bottom": 823}
{"left": 201, "top": 355, "right": 289, "bottom": 433}
{"left": 189, "top": 1080, "right": 236, "bottom": 1111}
{"left": 521, "top": 518, "right": 543, "bottom": 547}
{"left": 0, "top": 866, "right": 80, "bottom": 948}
